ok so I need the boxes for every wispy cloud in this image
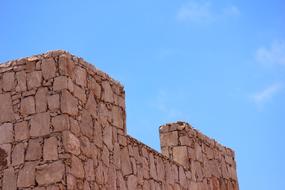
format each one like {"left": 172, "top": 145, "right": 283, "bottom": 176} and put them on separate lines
{"left": 251, "top": 83, "right": 283, "bottom": 108}
{"left": 176, "top": 1, "right": 240, "bottom": 23}
{"left": 256, "top": 41, "right": 285, "bottom": 66}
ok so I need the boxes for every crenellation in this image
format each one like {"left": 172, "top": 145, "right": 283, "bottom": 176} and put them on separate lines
{"left": 0, "top": 50, "right": 238, "bottom": 189}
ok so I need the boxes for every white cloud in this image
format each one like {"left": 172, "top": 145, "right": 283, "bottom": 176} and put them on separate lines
{"left": 256, "top": 41, "right": 285, "bottom": 66}
{"left": 251, "top": 83, "right": 283, "bottom": 107}
{"left": 176, "top": 1, "right": 240, "bottom": 23}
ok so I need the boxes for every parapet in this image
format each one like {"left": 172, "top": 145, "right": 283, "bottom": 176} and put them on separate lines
{"left": 0, "top": 50, "right": 238, "bottom": 190}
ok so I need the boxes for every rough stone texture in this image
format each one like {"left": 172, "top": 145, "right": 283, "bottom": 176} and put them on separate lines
{"left": 0, "top": 50, "right": 238, "bottom": 190}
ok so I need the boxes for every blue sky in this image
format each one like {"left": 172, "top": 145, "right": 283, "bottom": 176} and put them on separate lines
{"left": 1, "top": 0, "right": 284, "bottom": 189}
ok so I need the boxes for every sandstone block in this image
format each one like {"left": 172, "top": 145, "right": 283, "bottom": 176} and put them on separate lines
{"left": 47, "top": 94, "right": 60, "bottom": 110}
{"left": 84, "top": 159, "right": 95, "bottom": 181}
{"left": 160, "top": 131, "right": 179, "bottom": 147}
{"left": 43, "top": 136, "right": 58, "bottom": 161}
{"left": 53, "top": 76, "right": 68, "bottom": 91}
{"left": 17, "top": 162, "right": 37, "bottom": 187}
{"left": 61, "top": 90, "right": 78, "bottom": 116}
{"left": 2, "top": 72, "right": 15, "bottom": 91}
{"left": 172, "top": 146, "right": 188, "bottom": 167}
{"left": 14, "top": 121, "right": 29, "bottom": 141}
{"left": 3, "top": 167, "right": 17, "bottom": 190}
{"left": 30, "top": 112, "right": 50, "bottom": 137}
{"left": 26, "top": 138, "right": 42, "bottom": 161}
{"left": 15, "top": 71, "right": 27, "bottom": 92}
{"left": 74, "top": 66, "right": 86, "bottom": 87}
{"left": 0, "top": 144, "right": 11, "bottom": 169}
{"left": 20, "top": 96, "right": 36, "bottom": 115}
{"left": 87, "top": 78, "right": 101, "bottom": 99}
{"left": 58, "top": 54, "right": 75, "bottom": 76}
{"left": 12, "top": 142, "right": 25, "bottom": 166}
{"left": 35, "top": 87, "right": 48, "bottom": 113}
{"left": 0, "top": 123, "right": 13, "bottom": 144}
{"left": 102, "top": 81, "right": 113, "bottom": 103}
{"left": 36, "top": 161, "right": 65, "bottom": 185}
{"left": 41, "top": 58, "right": 56, "bottom": 80}
{"left": 62, "top": 131, "right": 80, "bottom": 155}
{"left": 73, "top": 84, "right": 86, "bottom": 103}
{"left": 52, "top": 114, "right": 69, "bottom": 132}
{"left": 0, "top": 93, "right": 15, "bottom": 124}
{"left": 127, "top": 175, "right": 138, "bottom": 190}
{"left": 70, "top": 155, "right": 84, "bottom": 178}
{"left": 27, "top": 71, "right": 42, "bottom": 89}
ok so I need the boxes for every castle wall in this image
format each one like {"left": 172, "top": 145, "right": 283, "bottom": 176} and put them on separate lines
{"left": 0, "top": 50, "right": 238, "bottom": 190}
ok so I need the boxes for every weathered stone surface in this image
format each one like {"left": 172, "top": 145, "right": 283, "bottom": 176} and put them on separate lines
{"left": 43, "top": 136, "right": 58, "bottom": 161}
{"left": 3, "top": 167, "right": 17, "bottom": 190}
{"left": 20, "top": 96, "right": 36, "bottom": 115}
{"left": 14, "top": 121, "right": 29, "bottom": 141}
{"left": 2, "top": 72, "right": 15, "bottom": 91}
{"left": 27, "top": 71, "right": 42, "bottom": 89}
{"left": 70, "top": 155, "right": 84, "bottom": 178}
{"left": 12, "top": 142, "right": 25, "bottom": 165}
{"left": 172, "top": 146, "right": 188, "bottom": 167}
{"left": 0, "top": 93, "right": 15, "bottom": 123}
{"left": 17, "top": 162, "right": 37, "bottom": 187}
{"left": 0, "top": 144, "right": 11, "bottom": 169}
{"left": 61, "top": 90, "right": 78, "bottom": 116}
{"left": 101, "top": 81, "right": 113, "bottom": 103}
{"left": 35, "top": 87, "right": 48, "bottom": 113}
{"left": 0, "top": 123, "right": 13, "bottom": 144}
{"left": 15, "top": 71, "right": 27, "bottom": 92}
{"left": 74, "top": 66, "right": 86, "bottom": 87}
{"left": 62, "top": 131, "right": 80, "bottom": 155}
{"left": 26, "top": 138, "right": 42, "bottom": 161}
{"left": 53, "top": 76, "right": 68, "bottom": 91}
{"left": 58, "top": 54, "right": 75, "bottom": 76}
{"left": 52, "top": 114, "right": 69, "bottom": 132}
{"left": 47, "top": 94, "right": 60, "bottom": 110}
{"left": 41, "top": 58, "right": 56, "bottom": 80}
{"left": 36, "top": 161, "right": 65, "bottom": 185}
{"left": 160, "top": 131, "right": 179, "bottom": 147}
{"left": 30, "top": 112, "right": 50, "bottom": 137}
{"left": 73, "top": 84, "right": 86, "bottom": 103}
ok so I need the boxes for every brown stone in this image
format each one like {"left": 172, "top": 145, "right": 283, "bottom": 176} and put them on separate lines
{"left": 47, "top": 94, "right": 60, "bottom": 110}
{"left": 20, "top": 96, "right": 36, "bottom": 115}
{"left": 0, "top": 123, "right": 13, "bottom": 144}
{"left": 74, "top": 66, "right": 86, "bottom": 87}
{"left": 160, "top": 131, "right": 179, "bottom": 147}
{"left": 62, "top": 131, "right": 80, "bottom": 155}
{"left": 12, "top": 142, "right": 25, "bottom": 165}
{"left": 36, "top": 161, "right": 65, "bottom": 185}
{"left": 0, "top": 93, "right": 15, "bottom": 124}
{"left": 3, "top": 167, "right": 17, "bottom": 190}
{"left": 14, "top": 121, "right": 29, "bottom": 141}
{"left": 79, "top": 110, "right": 93, "bottom": 139}
{"left": 17, "top": 162, "right": 37, "bottom": 187}
{"left": 30, "top": 112, "right": 50, "bottom": 137}
{"left": 58, "top": 54, "right": 75, "bottom": 76}
{"left": 2, "top": 72, "right": 15, "bottom": 91}
{"left": 172, "top": 146, "right": 188, "bottom": 167}
{"left": 120, "top": 146, "right": 132, "bottom": 176}
{"left": 84, "top": 159, "right": 95, "bottom": 181}
{"left": 52, "top": 114, "right": 69, "bottom": 132}
{"left": 15, "top": 71, "right": 27, "bottom": 92}
{"left": 0, "top": 144, "right": 11, "bottom": 169}
{"left": 43, "top": 136, "right": 58, "bottom": 161}
{"left": 26, "top": 138, "right": 42, "bottom": 161}
{"left": 35, "top": 87, "right": 48, "bottom": 113}
{"left": 102, "top": 81, "right": 113, "bottom": 103}
{"left": 88, "top": 78, "right": 101, "bottom": 99}
{"left": 41, "top": 58, "right": 56, "bottom": 80}
{"left": 27, "top": 71, "right": 42, "bottom": 89}
{"left": 85, "top": 93, "right": 98, "bottom": 118}
{"left": 73, "top": 84, "right": 86, "bottom": 103}
{"left": 53, "top": 76, "right": 68, "bottom": 91}
{"left": 61, "top": 90, "right": 78, "bottom": 116}
{"left": 70, "top": 155, "right": 84, "bottom": 178}
{"left": 127, "top": 175, "right": 138, "bottom": 189}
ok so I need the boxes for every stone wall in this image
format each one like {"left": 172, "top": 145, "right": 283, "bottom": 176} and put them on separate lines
{"left": 0, "top": 50, "right": 238, "bottom": 190}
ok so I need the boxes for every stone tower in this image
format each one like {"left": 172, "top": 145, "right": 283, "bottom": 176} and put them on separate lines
{"left": 0, "top": 50, "right": 238, "bottom": 189}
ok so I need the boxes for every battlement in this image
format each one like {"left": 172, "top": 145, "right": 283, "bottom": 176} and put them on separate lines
{"left": 0, "top": 51, "right": 238, "bottom": 190}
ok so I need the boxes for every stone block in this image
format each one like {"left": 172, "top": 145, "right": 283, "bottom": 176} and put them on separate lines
{"left": 0, "top": 93, "right": 15, "bottom": 124}
{"left": 43, "top": 136, "right": 58, "bottom": 161}
{"left": 160, "top": 131, "right": 179, "bottom": 147}
{"left": 53, "top": 76, "right": 68, "bottom": 91}
{"left": 74, "top": 66, "right": 86, "bottom": 87}
{"left": 12, "top": 142, "right": 25, "bottom": 166}
{"left": 26, "top": 138, "right": 42, "bottom": 161}
{"left": 41, "top": 58, "right": 56, "bottom": 80}
{"left": 14, "top": 121, "right": 29, "bottom": 141}
{"left": 0, "top": 144, "right": 11, "bottom": 169}
{"left": 20, "top": 96, "right": 36, "bottom": 115}
{"left": 2, "top": 72, "right": 15, "bottom": 92}
{"left": 62, "top": 131, "right": 80, "bottom": 155}
{"left": 36, "top": 161, "right": 65, "bottom": 185}
{"left": 52, "top": 114, "right": 69, "bottom": 132}
{"left": 15, "top": 71, "right": 27, "bottom": 92}
{"left": 0, "top": 123, "right": 13, "bottom": 144}
{"left": 61, "top": 90, "right": 78, "bottom": 116}
{"left": 27, "top": 71, "right": 42, "bottom": 89}
{"left": 47, "top": 94, "right": 60, "bottom": 110}
{"left": 2, "top": 167, "right": 17, "bottom": 190}
{"left": 17, "top": 162, "right": 37, "bottom": 187}
{"left": 30, "top": 112, "right": 50, "bottom": 137}
{"left": 70, "top": 155, "right": 84, "bottom": 178}
{"left": 35, "top": 87, "right": 48, "bottom": 113}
